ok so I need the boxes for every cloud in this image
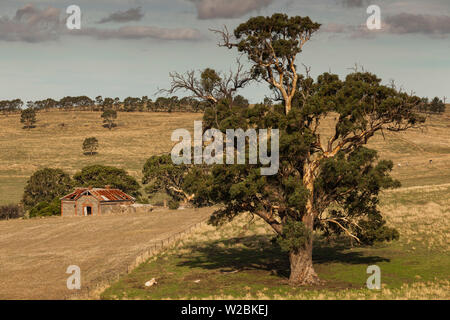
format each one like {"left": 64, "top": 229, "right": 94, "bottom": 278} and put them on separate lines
{"left": 341, "top": 0, "right": 367, "bottom": 8}
{"left": 0, "top": 4, "right": 201, "bottom": 43}
{"left": 0, "top": 4, "right": 62, "bottom": 42}
{"left": 321, "top": 23, "right": 348, "bottom": 33}
{"left": 98, "top": 7, "right": 144, "bottom": 24}
{"left": 189, "top": 0, "right": 273, "bottom": 19}
{"left": 73, "top": 26, "right": 203, "bottom": 41}
{"left": 321, "top": 13, "right": 450, "bottom": 39}
{"left": 384, "top": 13, "right": 450, "bottom": 35}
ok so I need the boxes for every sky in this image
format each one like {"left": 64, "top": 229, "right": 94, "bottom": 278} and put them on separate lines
{"left": 0, "top": 0, "right": 449, "bottom": 103}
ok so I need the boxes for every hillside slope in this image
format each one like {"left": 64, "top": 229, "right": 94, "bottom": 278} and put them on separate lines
{"left": 0, "top": 109, "right": 449, "bottom": 205}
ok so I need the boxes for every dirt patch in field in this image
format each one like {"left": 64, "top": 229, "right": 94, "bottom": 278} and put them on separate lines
{"left": 0, "top": 207, "right": 212, "bottom": 299}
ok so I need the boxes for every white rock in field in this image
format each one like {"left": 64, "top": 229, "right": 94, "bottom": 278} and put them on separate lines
{"left": 145, "top": 278, "right": 157, "bottom": 287}
{"left": 194, "top": 279, "right": 201, "bottom": 283}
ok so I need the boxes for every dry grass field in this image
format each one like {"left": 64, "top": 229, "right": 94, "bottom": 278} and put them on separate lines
{"left": 0, "top": 110, "right": 202, "bottom": 205}
{"left": 0, "top": 207, "right": 213, "bottom": 299}
{"left": 0, "top": 109, "right": 449, "bottom": 205}
{"left": 0, "top": 108, "right": 449, "bottom": 300}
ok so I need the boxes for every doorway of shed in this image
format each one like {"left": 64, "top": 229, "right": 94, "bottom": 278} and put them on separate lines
{"left": 84, "top": 206, "right": 92, "bottom": 216}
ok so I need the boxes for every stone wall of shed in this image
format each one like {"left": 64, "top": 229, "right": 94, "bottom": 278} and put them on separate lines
{"left": 76, "top": 195, "right": 100, "bottom": 216}
{"left": 100, "top": 201, "right": 134, "bottom": 214}
{"left": 62, "top": 201, "right": 76, "bottom": 216}
{"left": 62, "top": 198, "right": 145, "bottom": 217}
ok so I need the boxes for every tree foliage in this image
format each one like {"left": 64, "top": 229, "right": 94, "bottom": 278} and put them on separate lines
{"left": 73, "top": 165, "right": 141, "bottom": 198}
{"left": 20, "top": 108, "right": 37, "bottom": 129}
{"left": 1, "top": 95, "right": 209, "bottom": 114}
{"left": 29, "top": 198, "right": 61, "bottom": 218}
{"left": 82, "top": 137, "right": 99, "bottom": 155}
{"left": 142, "top": 154, "right": 214, "bottom": 207}
{"left": 0, "top": 99, "right": 23, "bottom": 114}
{"left": 142, "top": 154, "right": 200, "bottom": 204}
{"left": 429, "top": 97, "right": 446, "bottom": 113}
{"left": 101, "top": 108, "right": 117, "bottom": 129}
{"left": 212, "top": 13, "right": 321, "bottom": 113}
{"left": 162, "top": 58, "right": 253, "bottom": 108}
{"left": 22, "top": 168, "right": 73, "bottom": 209}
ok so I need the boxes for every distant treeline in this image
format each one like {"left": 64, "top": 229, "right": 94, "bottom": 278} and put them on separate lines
{"left": 0, "top": 94, "right": 444, "bottom": 115}
{"left": 0, "top": 95, "right": 235, "bottom": 114}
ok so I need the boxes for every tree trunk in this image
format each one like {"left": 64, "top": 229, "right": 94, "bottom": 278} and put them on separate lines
{"left": 285, "top": 96, "right": 292, "bottom": 114}
{"left": 288, "top": 213, "right": 320, "bottom": 285}
{"left": 288, "top": 160, "right": 321, "bottom": 285}
{"left": 288, "top": 241, "right": 319, "bottom": 285}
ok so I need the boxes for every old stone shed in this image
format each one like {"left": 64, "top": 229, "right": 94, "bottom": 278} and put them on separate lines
{"left": 60, "top": 186, "right": 135, "bottom": 216}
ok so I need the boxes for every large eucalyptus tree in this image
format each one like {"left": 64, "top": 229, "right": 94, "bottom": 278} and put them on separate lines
{"left": 189, "top": 14, "right": 426, "bottom": 285}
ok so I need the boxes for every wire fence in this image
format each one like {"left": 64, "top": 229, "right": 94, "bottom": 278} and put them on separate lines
{"left": 126, "top": 217, "right": 209, "bottom": 272}
{"left": 80, "top": 217, "right": 209, "bottom": 299}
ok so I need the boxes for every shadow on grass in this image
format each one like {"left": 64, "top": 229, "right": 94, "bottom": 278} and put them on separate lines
{"left": 177, "top": 235, "right": 289, "bottom": 277}
{"left": 313, "top": 243, "right": 390, "bottom": 265}
{"left": 177, "top": 235, "right": 390, "bottom": 279}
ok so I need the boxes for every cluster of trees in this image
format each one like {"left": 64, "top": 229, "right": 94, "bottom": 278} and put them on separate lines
{"left": 142, "top": 13, "right": 429, "bottom": 286}
{"left": 22, "top": 165, "right": 141, "bottom": 217}
{"left": 419, "top": 97, "right": 446, "bottom": 114}
{"left": 0, "top": 99, "right": 23, "bottom": 114}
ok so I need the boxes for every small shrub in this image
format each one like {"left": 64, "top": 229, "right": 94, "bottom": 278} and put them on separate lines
{"left": 153, "top": 200, "right": 165, "bottom": 207}
{"left": 29, "top": 198, "right": 61, "bottom": 218}
{"left": 0, "top": 204, "right": 24, "bottom": 220}
{"left": 137, "top": 196, "right": 150, "bottom": 204}
{"left": 168, "top": 199, "right": 180, "bottom": 210}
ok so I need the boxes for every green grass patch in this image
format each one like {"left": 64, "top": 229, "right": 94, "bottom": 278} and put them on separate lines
{"left": 101, "top": 209, "right": 449, "bottom": 300}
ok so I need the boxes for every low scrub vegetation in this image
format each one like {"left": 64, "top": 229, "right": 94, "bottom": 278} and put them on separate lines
{"left": 0, "top": 204, "right": 24, "bottom": 220}
{"left": 29, "top": 199, "right": 61, "bottom": 218}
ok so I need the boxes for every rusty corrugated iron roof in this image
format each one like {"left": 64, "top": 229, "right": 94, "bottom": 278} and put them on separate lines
{"left": 61, "top": 188, "right": 135, "bottom": 202}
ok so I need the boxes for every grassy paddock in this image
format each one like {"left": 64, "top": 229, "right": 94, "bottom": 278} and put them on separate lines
{"left": 101, "top": 188, "right": 449, "bottom": 299}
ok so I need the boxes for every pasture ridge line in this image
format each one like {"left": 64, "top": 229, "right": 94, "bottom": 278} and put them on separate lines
{"left": 79, "top": 214, "right": 210, "bottom": 300}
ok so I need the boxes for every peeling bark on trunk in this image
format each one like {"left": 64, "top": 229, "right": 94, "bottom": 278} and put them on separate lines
{"left": 288, "top": 240, "right": 319, "bottom": 285}
{"left": 287, "top": 160, "right": 321, "bottom": 285}
{"left": 288, "top": 210, "right": 320, "bottom": 285}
